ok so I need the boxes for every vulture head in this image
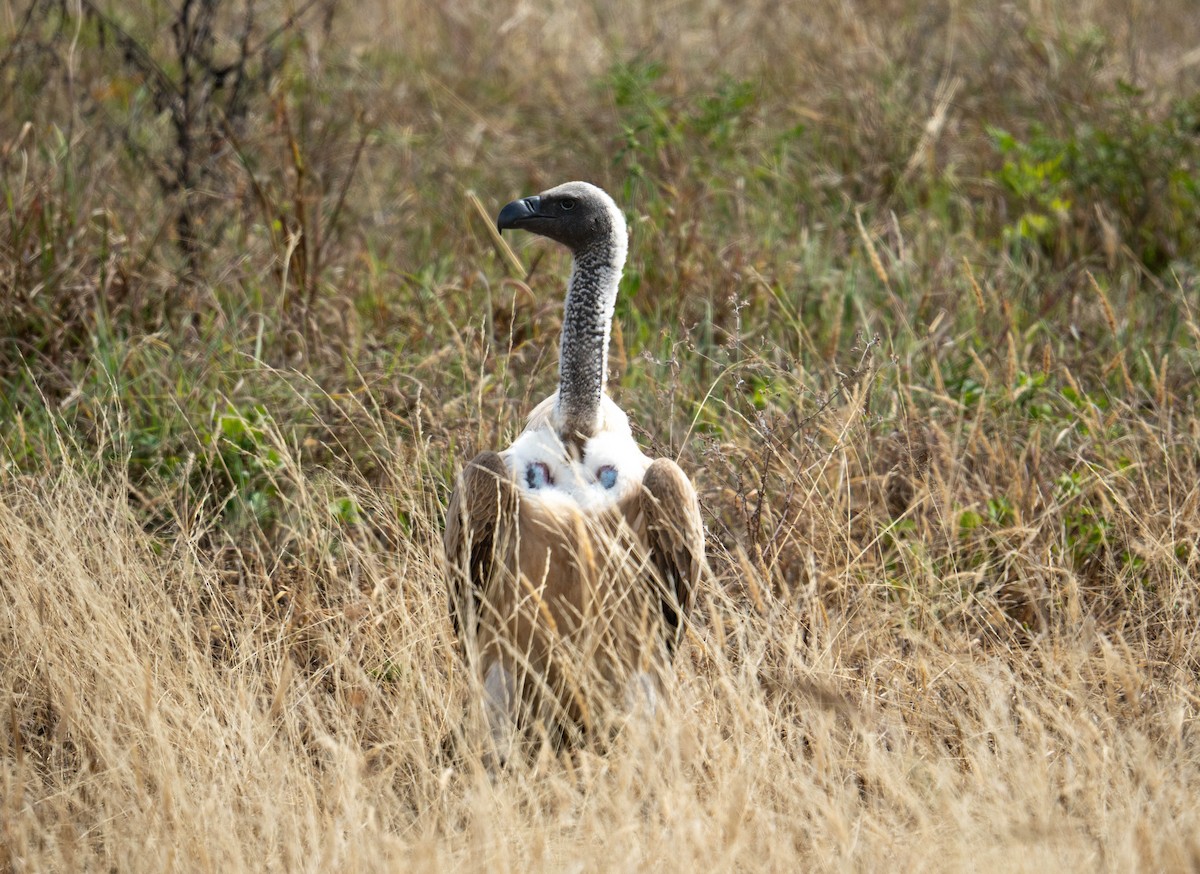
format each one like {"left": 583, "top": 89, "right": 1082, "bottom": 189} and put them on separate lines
{"left": 497, "top": 181, "right": 626, "bottom": 255}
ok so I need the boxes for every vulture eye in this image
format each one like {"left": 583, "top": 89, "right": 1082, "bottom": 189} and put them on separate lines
{"left": 597, "top": 465, "right": 618, "bottom": 489}
{"left": 560, "top": 198, "right": 576, "bottom": 211}
{"left": 525, "top": 461, "right": 553, "bottom": 489}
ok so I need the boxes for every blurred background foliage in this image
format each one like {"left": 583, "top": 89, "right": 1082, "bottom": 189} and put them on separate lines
{"left": 1, "top": 0, "right": 1199, "bottom": 627}
{"left": 5, "top": 8, "right": 1200, "bottom": 865}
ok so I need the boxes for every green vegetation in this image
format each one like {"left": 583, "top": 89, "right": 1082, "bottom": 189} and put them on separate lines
{"left": 2, "top": 0, "right": 1200, "bottom": 869}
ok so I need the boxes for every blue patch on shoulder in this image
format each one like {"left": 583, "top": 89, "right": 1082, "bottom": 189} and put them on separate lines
{"left": 525, "top": 461, "right": 553, "bottom": 489}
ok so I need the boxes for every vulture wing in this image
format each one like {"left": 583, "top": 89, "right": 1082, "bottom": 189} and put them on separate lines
{"left": 640, "top": 458, "right": 704, "bottom": 657}
{"left": 443, "top": 451, "right": 515, "bottom": 648}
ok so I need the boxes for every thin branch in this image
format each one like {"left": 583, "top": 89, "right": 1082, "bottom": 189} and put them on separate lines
{"left": 316, "top": 117, "right": 370, "bottom": 270}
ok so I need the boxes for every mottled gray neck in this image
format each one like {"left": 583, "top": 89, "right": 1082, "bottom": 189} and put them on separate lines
{"left": 557, "top": 234, "right": 625, "bottom": 447}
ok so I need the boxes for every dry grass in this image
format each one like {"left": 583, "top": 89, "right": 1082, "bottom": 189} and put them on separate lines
{"left": 3, "top": 0, "right": 1200, "bottom": 870}
{"left": 3, "top": 399, "right": 1200, "bottom": 871}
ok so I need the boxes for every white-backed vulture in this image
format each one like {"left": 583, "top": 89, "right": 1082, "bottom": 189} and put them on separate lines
{"left": 444, "top": 181, "right": 704, "bottom": 753}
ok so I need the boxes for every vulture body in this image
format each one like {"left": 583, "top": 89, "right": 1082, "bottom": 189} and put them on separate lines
{"left": 443, "top": 181, "right": 704, "bottom": 752}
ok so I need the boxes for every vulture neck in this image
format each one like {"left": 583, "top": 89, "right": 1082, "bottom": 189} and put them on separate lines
{"left": 557, "top": 230, "right": 626, "bottom": 450}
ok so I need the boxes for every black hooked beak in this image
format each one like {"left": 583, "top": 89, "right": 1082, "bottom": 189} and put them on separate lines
{"left": 497, "top": 195, "right": 543, "bottom": 232}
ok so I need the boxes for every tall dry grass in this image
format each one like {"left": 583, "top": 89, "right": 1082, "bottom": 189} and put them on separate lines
{"left": 3, "top": 0, "right": 1200, "bottom": 870}
{"left": 4, "top": 377, "right": 1200, "bottom": 870}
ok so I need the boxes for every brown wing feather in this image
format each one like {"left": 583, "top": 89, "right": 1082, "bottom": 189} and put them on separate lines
{"left": 640, "top": 458, "right": 704, "bottom": 657}
{"left": 443, "top": 451, "right": 515, "bottom": 648}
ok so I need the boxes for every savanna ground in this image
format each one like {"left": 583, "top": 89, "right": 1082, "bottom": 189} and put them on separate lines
{"left": 2, "top": 0, "right": 1200, "bottom": 869}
